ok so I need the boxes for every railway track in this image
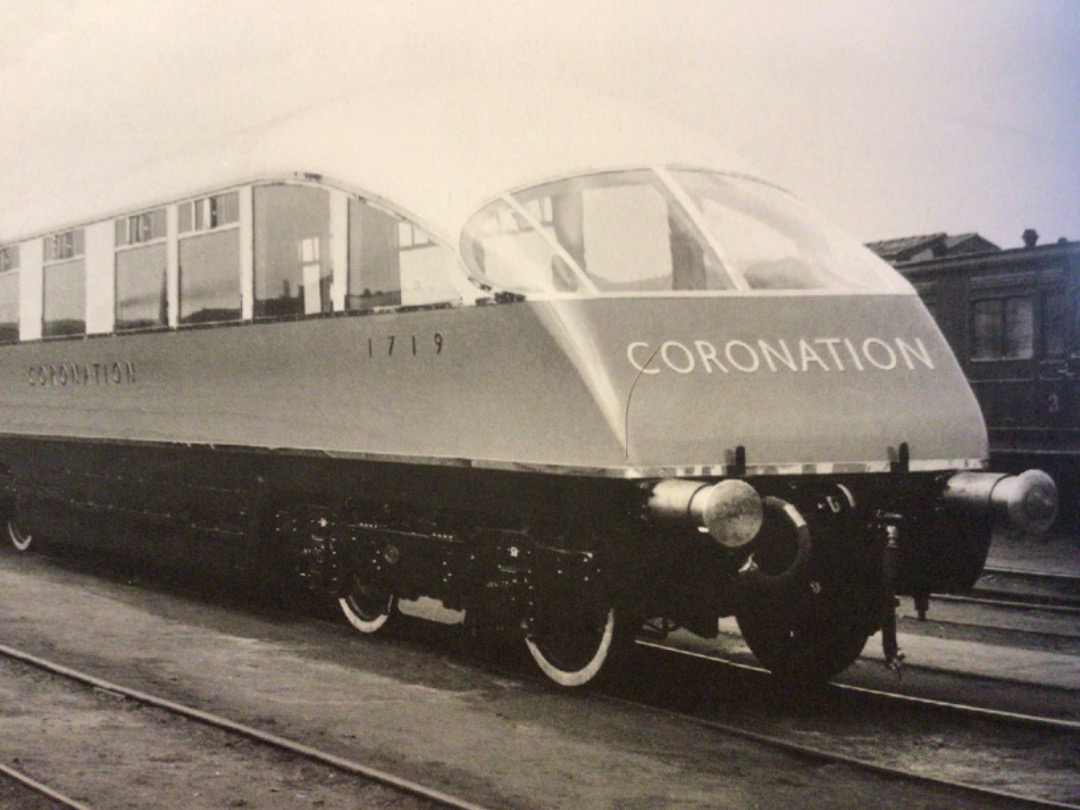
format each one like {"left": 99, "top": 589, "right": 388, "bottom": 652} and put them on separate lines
{"left": 623, "top": 638, "right": 1080, "bottom": 809}
{"left": 0, "top": 761, "right": 92, "bottom": 810}
{"left": 5, "top": 636, "right": 1075, "bottom": 810}
{"left": 956, "top": 566, "right": 1080, "bottom": 614}
{"left": 0, "top": 642, "right": 491, "bottom": 810}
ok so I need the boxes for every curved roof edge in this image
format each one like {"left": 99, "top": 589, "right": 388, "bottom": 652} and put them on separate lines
{"left": 1, "top": 84, "right": 761, "bottom": 244}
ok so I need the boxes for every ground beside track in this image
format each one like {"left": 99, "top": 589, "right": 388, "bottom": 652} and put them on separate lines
{"left": 0, "top": 655, "right": 436, "bottom": 810}
{"left": 986, "top": 530, "right": 1080, "bottom": 577}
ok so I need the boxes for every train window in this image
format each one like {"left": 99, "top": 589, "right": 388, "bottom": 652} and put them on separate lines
{"left": 45, "top": 229, "right": 84, "bottom": 262}
{"left": 116, "top": 243, "right": 167, "bottom": 330}
{"left": 115, "top": 209, "right": 166, "bottom": 246}
{"left": 0, "top": 245, "right": 18, "bottom": 273}
{"left": 461, "top": 198, "right": 568, "bottom": 293}
{"left": 1043, "top": 292, "right": 1067, "bottom": 358}
{"left": 673, "top": 171, "right": 906, "bottom": 292}
{"left": 254, "top": 185, "right": 332, "bottom": 318}
{"left": 115, "top": 209, "right": 168, "bottom": 331}
{"left": 972, "top": 296, "right": 1034, "bottom": 360}
{"left": 42, "top": 229, "right": 86, "bottom": 337}
{"left": 462, "top": 169, "right": 909, "bottom": 295}
{"left": 179, "top": 192, "right": 240, "bottom": 234}
{"left": 179, "top": 229, "right": 241, "bottom": 325}
{"left": 43, "top": 263, "right": 86, "bottom": 337}
{"left": 0, "top": 266, "right": 17, "bottom": 342}
{"left": 347, "top": 199, "right": 459, "bottom": 310}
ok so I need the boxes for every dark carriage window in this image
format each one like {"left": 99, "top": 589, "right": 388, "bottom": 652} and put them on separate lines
{"left": 179, "top": 229, "right": 240, "bottom": 324}
{"left": 348, "top": 200, "right": 401, "bottom": 309}
{"left": 1043, "top": 292, "right": 1067, "bottom": 358}
{"left": 347, "top": 199, "right": 459, "bottom": 311}
{"left": 45, "top": 229, "right": 84, "bottom": 262}
{"left": 43, "top": 229, "right": 86, "bottom": 337}
{"left": 116, "top": 209, "right": 166, "bottom": 246}
{"left": 0, "top": 268, "right": 18, "bottom": 342}
{"left": 116, "top": 209, "right": 167, "bottom": 331}
{"left": 43, "top": 259, "right": 86, "bottom": 337}
{"left": 972, "top": 296, "right": 1033, "bottom": 360}
{"left": 180, "top": 192, "right": 239, "bottom": 233}
{"left": 254, "top": 185, "right": 332, "bottom": 318}
{"left": 116, "top": 243, "right": 167, "bottom": 330}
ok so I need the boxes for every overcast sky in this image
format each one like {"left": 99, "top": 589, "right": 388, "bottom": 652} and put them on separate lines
{"left": 0, "top": 0, "right": 1076, "bottom": 248}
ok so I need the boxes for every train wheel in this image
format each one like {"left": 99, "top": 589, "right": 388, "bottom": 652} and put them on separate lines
{"left": 338, "top": 580, "right": 395, "bottom": 634}
{"left": 735, "top": 598, "right": 870, "bottom": 683}
{"left": 525, "top": 600, "right": 619, "bottom": 687}
{"left": 6, "top": 519, "right": 32, "bottom": 552}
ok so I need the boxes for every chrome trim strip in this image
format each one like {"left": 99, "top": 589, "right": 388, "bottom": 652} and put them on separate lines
{"left": 0, "top": 432, "right": 987, "bottom": 478}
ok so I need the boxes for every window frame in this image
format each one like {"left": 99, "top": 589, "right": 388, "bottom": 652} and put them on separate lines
{"left": 969, "top": 292, "right": 1035, "bottom": 362}
{"left": 0, "top": 177, "right": 474, "bottom": 344}
{"left": 0, "top": 245, "right": 19, "bottom": 273}
{"left": 0, "top": 264, "right": 19, "bottom": 343}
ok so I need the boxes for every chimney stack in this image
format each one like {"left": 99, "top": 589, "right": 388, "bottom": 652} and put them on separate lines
{"left": 1022, "top": 229, "right": 1039, "bottom": 248}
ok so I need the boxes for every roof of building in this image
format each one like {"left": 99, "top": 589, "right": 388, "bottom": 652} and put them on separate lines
{"left": 866, "top": 231, "right": 1000, "bottom": 263}
{"left": 865, "top": 233, "right": 948, "bottom": 262}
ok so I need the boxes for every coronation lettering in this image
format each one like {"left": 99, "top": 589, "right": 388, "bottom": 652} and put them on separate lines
{"left": 626, "top": 337, "right": 935, "bottom": 375}
{"left": 27, "top": 360, "right": 137, "bottom": 387}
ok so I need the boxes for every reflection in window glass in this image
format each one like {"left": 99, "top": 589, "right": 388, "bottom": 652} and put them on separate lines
{"left": 461, "top": 199, "right": 565, "bottom": 292}
{"left": 348, "top": 201, "right": 459, "bottom": 310}
{"left": 462, "top": 169, "right": 910, "bottom": 295}
{"left": 116, "top": 243, "right": 167, "bottom": 330}
{"left": 348, "top": 200, "right": 402, "bottom": 309}
{"left": 179, "top": 230, "right": 240, "bottom": 324}
{"left": 575, "top": 181, "right": 683, "bottom": 290}
{"left": 254, "top": 186, "right": 332, "bottom": 318}
{"left": 517, "top": 171, "right": 711, "bottom": 293}
{"left": 675, "top": 171, "right": 899, "bottom": 291}
{"left": 0, "top": 271, "right": 18, "bottom": 342}
{"left": 43, "top": 260, "right": 86, "bottom": 337}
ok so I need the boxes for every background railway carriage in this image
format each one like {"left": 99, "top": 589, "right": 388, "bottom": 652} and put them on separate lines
{"left": 880, "top": 236, "right": 1080, "bottom": 527}
{"left": 0, "top": 88, "right": 1057, "bottom": 687}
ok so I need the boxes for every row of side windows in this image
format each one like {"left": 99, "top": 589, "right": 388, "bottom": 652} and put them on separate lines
{"left": 0, "top": 183, "right": 463, "bottom": 343}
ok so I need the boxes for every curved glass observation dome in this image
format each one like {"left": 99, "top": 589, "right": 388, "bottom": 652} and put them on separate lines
{"left": 461, "top": 168, "right": 911, "bottom": 296}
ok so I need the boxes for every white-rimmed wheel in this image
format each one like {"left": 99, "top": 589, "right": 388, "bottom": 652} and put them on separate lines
{"left": 6, "top": 519, "right": 32, "bottom": 552}
{"left": 338, "top": 579, "right": 396, "bottom": 634}
{"left": 525, "top": 600, "right": 619, "bottom": 687}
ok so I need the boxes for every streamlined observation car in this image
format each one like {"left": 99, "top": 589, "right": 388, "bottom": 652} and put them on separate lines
{"left": 0, "top": 89, "right": 1057, "bottom": 686}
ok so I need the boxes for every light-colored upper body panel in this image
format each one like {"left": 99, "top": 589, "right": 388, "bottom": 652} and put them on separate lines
{"left": 1, "top": 85, "right": 755, "bottom": 246}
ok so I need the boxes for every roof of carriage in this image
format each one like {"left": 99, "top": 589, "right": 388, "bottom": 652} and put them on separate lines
{"left": 1, "top": 83, "right": 760, "bottom": 245}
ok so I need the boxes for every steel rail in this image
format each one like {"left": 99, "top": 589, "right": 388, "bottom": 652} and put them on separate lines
{"left": 597, "top": 687, "right": 1080, "bottom": 810}
{"left": 0, "top": 762, "right": 95, "bottom": 810}
{"left": 981, "top": 566, "right": 1080, "bottom": 585}
{"left": 630, "top": 639, "right": 1080, "bottom": 809}
{"left": 932, "top": 591, "right": 1080, "bottom": 616}
{"left": 637, "top": 638, "right": 1080, "bottom": 733}
{"left": 0, "top": 642, "right": 493, "bottom": 810}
